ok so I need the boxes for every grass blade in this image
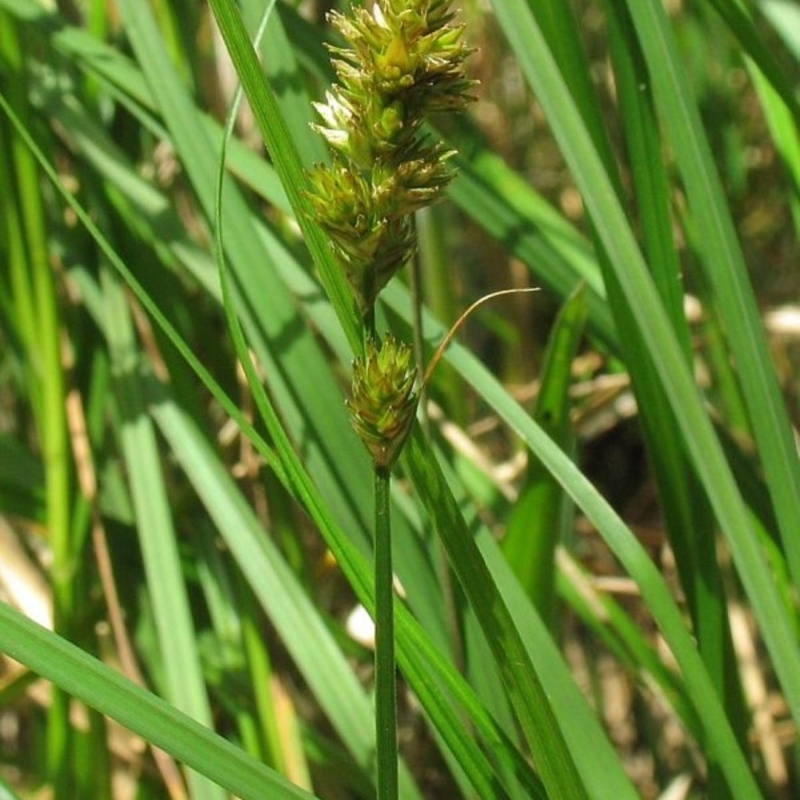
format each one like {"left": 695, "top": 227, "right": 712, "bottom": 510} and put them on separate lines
{"left": 205, "top": 0, "right": 361, "bottom": 353}
{"left": 102, "top": 268, "right": 225, "bottom": 800}
{"left": 628, "top": 0, "right": 800, "bottom": 600}
{"left": 0, "top": 602, "right": 318, "bottom": 800}
{"left": 488, "top": 0, "right": 800, "bottom": 733}
{"left": 503, "top": 283, "right": 587, "bottom": 623}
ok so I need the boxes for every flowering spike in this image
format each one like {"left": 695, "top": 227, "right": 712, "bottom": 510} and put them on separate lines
{"left": 306, "top": 0, "right": 475, "bottom": 318}
{"left": 347, "top": 335, "right": 419, "bottom": 468}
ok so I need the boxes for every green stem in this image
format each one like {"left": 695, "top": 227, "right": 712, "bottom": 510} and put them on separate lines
{"left": 0, "top": 18, "right": 74, "bottom": 797}
{"left": 409, "top": 227, "right": 428, "bottom": 433}
{"left": 373, "top": 465, "right": 397, "bottom": 800}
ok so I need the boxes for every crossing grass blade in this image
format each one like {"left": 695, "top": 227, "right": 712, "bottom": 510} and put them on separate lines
{"left": 0, "top": 602, "right": 318, "bottom": 800}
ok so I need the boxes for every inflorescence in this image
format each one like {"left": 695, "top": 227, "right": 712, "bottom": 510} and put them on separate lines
{"left": 306, "top": 0, "right": 474, "bottom": 466}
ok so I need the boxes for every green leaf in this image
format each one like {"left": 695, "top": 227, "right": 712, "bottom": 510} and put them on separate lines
{"left": 0, "top": 601, "right": 318, "bottom": 800}
{"left": 503, "top": 283, "right": 587, "bottom": 623}
{"left": 487, "top": 0, "right": 800, "bottom": 744}
{"left": 102, "top": 268, "right": 225, "bottom": 800}
{"left": 205, "top": 0, "right": 361, "bottom": 353}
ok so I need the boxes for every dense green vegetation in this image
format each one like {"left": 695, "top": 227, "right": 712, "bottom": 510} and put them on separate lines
{"left": 1, "top": 0, "right": 798, "bottom": 798}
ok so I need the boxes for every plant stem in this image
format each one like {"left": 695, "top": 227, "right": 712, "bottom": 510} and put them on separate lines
{"left": 373, "top": 465, "right": 397, "bottom": 800}
{"left": 409, "top": 233, "right": 428, "bottom": 434}
{"left": 1, "top": 19, "right": 75, "bottom": 795}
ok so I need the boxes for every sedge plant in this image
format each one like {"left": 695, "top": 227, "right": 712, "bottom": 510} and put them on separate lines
{"left": 2, "top": 0, "right": 800, "bottom": 798}
{"left": 305, "top": 1, "right": 474, "bottom": 796}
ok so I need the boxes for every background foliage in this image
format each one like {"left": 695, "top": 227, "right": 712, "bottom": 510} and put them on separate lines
{"left": 1, "top": 0, "right": 799, "bottom": 798}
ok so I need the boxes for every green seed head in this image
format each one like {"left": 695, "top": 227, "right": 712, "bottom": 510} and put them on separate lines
{"left": 347, "top": 335, "right": 419, "bottom": 468}
{"left": 306, "top": 0, "right": 475, "bottom": 318}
